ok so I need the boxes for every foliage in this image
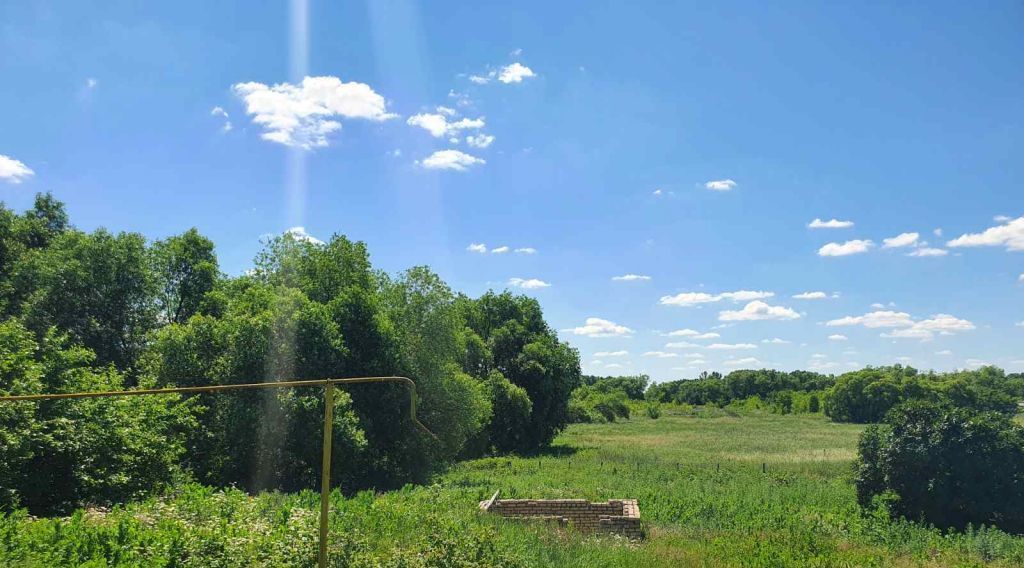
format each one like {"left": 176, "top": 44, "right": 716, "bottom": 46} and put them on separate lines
{"left": 567, "top": 384, "right": 630, "bottom": 423}
{"left": 0, "top": 320, "right": 193, "bottom": 515}
{"left": 856, "top": 401, "right": 1024, "bottom": 533}
{"left": 647, "top": 369, "right": 833, "bottom": 407}
{"left": 5, "top": 410, "right": 1024, "bottom": 566}
{"left": 825, "top": 365, "right": 1019, "bottom": 423}
{"left": 0, "top": 196, "right": 581, "bottom": 510}
{"left": 581, "top": 374, "right": 649, "bottom": 400}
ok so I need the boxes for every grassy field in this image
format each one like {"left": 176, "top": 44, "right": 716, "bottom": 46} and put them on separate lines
{"left": 4, "top": 406, "right": 1024, "bottom": 567}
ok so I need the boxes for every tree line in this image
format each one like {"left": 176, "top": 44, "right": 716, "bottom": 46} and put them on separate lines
{"left": 0, "top": 194, "right": 581, "bottom": 514}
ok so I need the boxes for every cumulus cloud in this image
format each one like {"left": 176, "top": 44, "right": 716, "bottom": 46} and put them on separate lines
{"left": 594, "top": 350, "right": 628, "bottom": 357}
{"left": 666, "top": 329, "right": 699, "bottom": 337}
{"left": 665, "top": 341, "right": 699, "bottom": 349}
{"left": 880, "top": 314, "right": 975, "bottom": 340}
{"left": 643, "top": 351, "right": 679, "bottom": 358}
{"left": 491, "top": 246, "right": 510, "bottom": 254}
{"left": 284, "top": 226, "right": 324, "bottom": 245}
{"left": 421, "top": 150, "right": 485, "bottom": 171}
{"left": 466, "top": 134, "right": 495, "bottom": 149}
{"left": 947, "top": 216, "right": 1024, "bottom": 252}
{"left": 210, "top": 106, "right": 232, "bottom": 131}
{"left": 659, "top": 290, "right": 773, "bottom": 307}
{"left": 612, "top": 274, "right": 651, "bottom": 282}
{"left": 466, "top": 243, "right": 487, "bottom": 253}
{"left": 693, "top": 332, "right": 720, "bottom": 339}
{"left": 761, "top": 338, "right": 790, "bottom": 344}
{"left": 907, "top": 247, "right": 948, "bottom": 257}
{"left": 724, "top": 357, "right": 761, "bottom": 367}
{"left": 232, "top": 76, "right": 396, "bottom": 149}
{"left": 818, "top": 239, "right": 873, "bottom": 257}
{"left": 719, "top": 301, "right": 800, "bottom": 322}
{"left": 0, "top": 155, "right": 34, "bottom": 184}
{"left": 827, "top": 310, "right": 914, "bottom": 328}
{"left": 507, "top": 277, "right": 550, "bottom": 290}
{"left": 808, "top": 218, "right": 854, "bottom": 229}
{"left": 704, "top": 179, "right": 737, "bottom": 191}
{"left": 706, "top": 343, "right": 757, "bottom": 350}
{"left": 828, "top": 310, "right": 974, "bottom": 341}
{"left": 882, "top": 232, "right": 920, "bottom": 249}
{"left": 407, "top": 113, "right": 486, "bottom": 139}
{"left": 498, "top": 62, "right": 536, "bottom": 83}
{"left": 564, "top": 317, "right": 634, "bottom": 337}
{"left": 515, "top": 247, "right": 537, "bottom": 254}
{"left": 828, "top": 334, "right": 848, "bottom": 341}
{"left": 792, "top": 291, "right": 829, "bottom": 300}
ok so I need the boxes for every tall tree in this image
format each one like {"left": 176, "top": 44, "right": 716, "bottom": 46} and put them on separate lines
{"left": 150, "top": 228, "right": 219, "bottom": 324}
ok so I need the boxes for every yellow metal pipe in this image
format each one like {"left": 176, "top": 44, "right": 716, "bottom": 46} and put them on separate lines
{"left": 0, "top": 376, "right": 436, "bottom": 568}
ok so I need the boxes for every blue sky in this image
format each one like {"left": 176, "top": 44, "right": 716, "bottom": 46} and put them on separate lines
{"left": 1, "top": 1, "right": 1022, "bottom": 380}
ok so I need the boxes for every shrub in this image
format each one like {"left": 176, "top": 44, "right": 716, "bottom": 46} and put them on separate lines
{"left": 645, "top": 401, "right": 661, "bottom": 419}
{"left": 855, "top": 401, "right": 1024, "bottom": 533}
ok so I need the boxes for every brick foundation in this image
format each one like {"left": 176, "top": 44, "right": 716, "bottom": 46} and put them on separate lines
{"left": 479, "top": 491, "right": 643, "bottom": 539}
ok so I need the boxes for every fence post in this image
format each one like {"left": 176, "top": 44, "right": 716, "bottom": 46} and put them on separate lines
{"left": 318, "top": 381, "right": 335, "bottom": 568}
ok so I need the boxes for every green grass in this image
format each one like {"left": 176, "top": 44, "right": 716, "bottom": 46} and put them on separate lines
{"left": 3, "top": 407, "right": 1024, "bottom": 567}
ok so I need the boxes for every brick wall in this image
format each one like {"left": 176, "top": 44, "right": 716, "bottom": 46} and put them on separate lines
{"left": 479, "top": 493, "right": 643, "bottom": 539}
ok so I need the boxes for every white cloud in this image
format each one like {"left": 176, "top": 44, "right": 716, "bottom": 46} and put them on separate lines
{"left": 882, "top": 232, "right": 920, "bottom": 249}
{"left": 86, "top": 77, "right": 98, "bottom": 89}
{"left": 761, "top": 338, "right": 790, "bottom": 344}
{"left": 704, "top": 179, "right": 737, "bottom": 191}
{"left": 436, "top": 106, "right": 456, "bottom": 116}
{"left": 683, "top": 353, "right": 704, "bottom": 358}
{"left": 692, "top": 332, "right": 720, "bottom": 339}
{"left": 612, "top": 274, "right": 651, "bottom": 282}
{"left": 724, "top": 357, "right": 762, "bottom": 367}
{"left": 594, "top": 350, "right": 628, "bottom": 357}
{"left": 467, "top": 243, "right": 487, "bottom": 253}
{"left": 706, "top": 343, "right": 757, "bottom": 350}
{"left": 514, "top": 247, "right": 537, "bottom": 254}
{"left": 659, "top": 290, "right": 773, "bottom": 307}
{"left": 818, "top": 239, "right": 874, "bottom": 257}
{"left": 994, "top": 215, "right": 1012, "bottom": 223}
{"left": 880, "top": 314, "right": 975, "bottom": 340}
{"left": 965, "top": 359, "right": 989, "bottom": 369}
{"left": 947, "top": 217, "right": 1024, "bottom": 252}
{"left": 659, "top": 292, "right": 719, "bottom": 306}
{"left": 564, "top": 317, "right": 634, "bottom": 337}
{"left": 666, "top": 329, "right": 699, "bottom": 337}
{"left": 232, "top": 76, "right": 396, "bottom": 149}
{"left": 1019, "top": 274, "right": 1024, "bottom": 282}
{"left": 604, "top": 363, "right": 625, "bottom": 369}
{"left": 507, "top": 277, "right": 550, "bottom": 290}
{"left": 284, "top": 226, "right": 324, "bottom": 245}
{"left": 827, "top": 310, "right": 913, "bottom": 328}
{"left": 466, "top": 134, "right": 495, "bottom": 149}
{"left": 491, "top": 246, "right": 510, "bottom": 254}
{"left": 907, "top": 247, "right": 948, "bottom": 257}
{"left": 0, "top": 155, "right": 34, "bottom": 184}
{"left": 469, "top": 74, "right": 493, "bottom": 85}
{"left": 808, "top": 218, "right": 854, "bottom": 229}
{"left": 210, "top": 106, "right": 232, "bottom": 132}
{"left": 665, "top": 341, "right": 699, "bottom": 349}
{"left": 792, "top": 291, "right": 828, "bottom": 300}
{"left": 407, "top": 113, "right": 486, "bottom": 139}
{"left": 935, "top": 350, "right": 953, "bottom": 356}
{"left": 498, "top": 63, "right": 536, "bottom": 84}
{"left": 406, "top": 113, "right": 449, "bottom": 137}
{"left": 421, "top": 150, "right": 485, "bottom": 171}
{"left": 933, "top": 228, "right": 943, "bottom": 237}
{"left": 828, "top": 334, "right": 848, "bottom": 341}
{"left": 643, "top": 351, "right": 679, "bottom": 358}
{"left": 719, "top": 301, "right": 800, "bottom": 322}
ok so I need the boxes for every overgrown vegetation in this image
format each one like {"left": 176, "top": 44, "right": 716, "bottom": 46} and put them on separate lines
{"left": 0, "top": 194, "right": 581, "bottom": 514}
{"left": 856, "top": 401, "right": 1024, "bottom": 534}
{"left": 4, "top": 408, "right": 1024, "bottom": 567}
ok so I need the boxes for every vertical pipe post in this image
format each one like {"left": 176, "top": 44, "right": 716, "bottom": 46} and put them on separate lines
{"left": 318, "top": 380, "right": 335, "bottom": 568}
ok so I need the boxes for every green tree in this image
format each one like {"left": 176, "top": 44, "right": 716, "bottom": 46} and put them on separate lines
{"left": 150, "top": 228, "right": 219, "bottom": 324}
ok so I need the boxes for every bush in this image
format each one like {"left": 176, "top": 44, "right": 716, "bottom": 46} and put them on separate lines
{"left": 645, "top": 401, "right": 661, "bottom": 419}
{"left": 855, "top": 401, "right": 1024, "bottom": 533}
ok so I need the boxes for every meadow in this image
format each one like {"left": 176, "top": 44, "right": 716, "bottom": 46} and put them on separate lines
{"left": 4, "top": 406, "right": 1024, "bottom": 567}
